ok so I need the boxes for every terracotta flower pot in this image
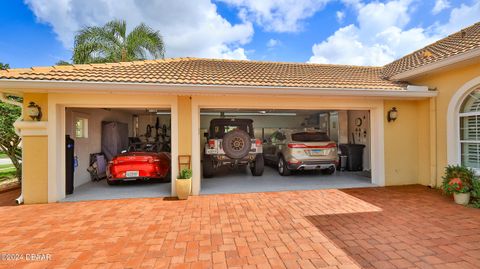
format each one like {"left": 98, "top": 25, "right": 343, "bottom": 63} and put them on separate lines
{"left": 453, "top": 192, "right": 470, "bottom": 205}
{"left": 176, "top": 178, "right": 192, "bottom": 200}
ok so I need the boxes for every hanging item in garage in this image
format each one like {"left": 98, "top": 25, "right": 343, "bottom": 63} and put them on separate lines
{"left": 101, "top": 121, "right": 129, "bottom": 160}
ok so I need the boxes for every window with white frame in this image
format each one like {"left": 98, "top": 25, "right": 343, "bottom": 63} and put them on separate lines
{"left": 459, "top": 88, "right": 480, "bottom": 170}
{"left": 75, "top": 117, "right": 88, "bottom": 138}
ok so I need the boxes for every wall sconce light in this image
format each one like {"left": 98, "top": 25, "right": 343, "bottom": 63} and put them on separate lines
{"left": 387, "top": 107, "right": 398, "bottom": 122}
{"left": 27, "top": 101, "right": 42, "bottom": 121}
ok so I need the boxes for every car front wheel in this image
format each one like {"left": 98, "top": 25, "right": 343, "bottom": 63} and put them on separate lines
{"left": 278, "top": 156, "right": 291, "bottom": 176}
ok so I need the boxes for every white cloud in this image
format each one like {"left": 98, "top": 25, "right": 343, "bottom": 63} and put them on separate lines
{"left": 24, "top": 0, "right": 254, "bottom": 60}
{"left": 309, "top": 25, "right": 394, "bottom": 65}
{"left": 336, "top": 11, "right": 345, "bottom": 23}
{"left": 432, "top": 0, "right": 451, "bottom": 14}
{"left": 308, "top": 0, "right": 480, "bottom": 66}
{"left": 218, "top": 0, "right": 330, "bottom": 32}
{"left": 266, "top": 39, "right": 280, "bottom": 48}
{"left": 435, "top": 1, "right": 480, "bottom": 36}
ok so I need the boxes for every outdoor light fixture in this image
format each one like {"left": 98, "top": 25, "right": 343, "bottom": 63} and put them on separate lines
{"left": 387, "top": 107, "right": 398, "bottom": 122}
{"left": 27, "top": 101, "right": 42, "bottom": 121}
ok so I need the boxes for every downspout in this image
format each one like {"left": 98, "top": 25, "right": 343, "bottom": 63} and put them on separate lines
{"left": 0, "top": 92, "right": 24, "bottom": 204}
{"left": 430, "top": 95, "right": 438, "bottom": 188}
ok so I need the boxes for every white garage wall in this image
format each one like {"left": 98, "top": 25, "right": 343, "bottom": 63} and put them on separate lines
{"left": 137, "top": 114, "right": 171, "bottom": 141}
{"left": 65, "top": 108, "right": 133, "bottom": 187}
{"left": 347, "top": 110, "right": 371, "bottom": 170}
{"left": 200, "top": 114, "right": 307, "bottom": 130}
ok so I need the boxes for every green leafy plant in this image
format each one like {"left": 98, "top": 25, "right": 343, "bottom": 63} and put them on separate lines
{"left": 177, "top": 168, "right": 192, "bottom": 179}
{"left": 0, "top": 100, "right": 22, "bottom": 181}
{"left": 470, "top": 178, "right": 480, "bottom": 208}
{"left": 441, "top": 165, "right": 475, "bottom": 195}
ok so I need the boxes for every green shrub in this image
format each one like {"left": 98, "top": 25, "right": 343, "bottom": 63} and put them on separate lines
{"left": 441, "top": 165, "right": 475, "bottom": 195}
{"left": 177, "top": 168, "right": 192, "bottom": 179}
{"left": 470, "top": 178, "right": 480, "bottom": 208}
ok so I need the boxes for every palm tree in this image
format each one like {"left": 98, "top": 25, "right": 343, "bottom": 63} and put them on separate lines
{"left": 0, "top": 62, "right": 10, "bottom": 70}
{"left": 72, "top": 20, "right": 165, "bottom": 64}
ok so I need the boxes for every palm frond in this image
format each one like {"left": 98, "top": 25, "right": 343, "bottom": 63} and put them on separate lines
{"left": 72, "top": 20, "right": 165, "bottom": 64}
{"left": 126, "top": 23, "right": 165, "bottom": 60}
{"left": 104, "top": 19, "right": 127, "bottom": 42}
{"left": 73, "top": 25, "right": 122, "bottom": 64}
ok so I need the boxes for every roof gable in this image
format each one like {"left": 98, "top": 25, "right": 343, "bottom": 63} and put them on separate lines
{"left": 383, "top": 22, "right": 480, "bottom": 79}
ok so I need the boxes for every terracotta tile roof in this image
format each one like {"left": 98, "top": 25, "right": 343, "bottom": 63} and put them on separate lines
{"left": 383, "top": 22, "right": 480, "bottom": 79}
{"left": 0, "top": 58, "right": 405, "bottom": 90}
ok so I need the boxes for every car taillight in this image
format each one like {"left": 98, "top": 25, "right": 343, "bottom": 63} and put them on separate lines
{"left": 326, "top": 143, "right": 337, "bottom": 148}
{"left": 288, "top": 143, "right": 337, "bottom": 149}
{"left": 208, "top": 139, "right": 215, "bottom": 149}
{"left": 255, "top": 138, "right": 262, "bottom": 146}
{"left": 288, "top": 143, "right": 307, "bottom": 148}
{"left": 111, "top": 160, "right": 119, "bottom": 165}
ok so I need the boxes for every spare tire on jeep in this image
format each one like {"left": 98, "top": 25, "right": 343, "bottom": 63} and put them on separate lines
{"left": 222, "top": 129, "right": 252, "bottom": 159}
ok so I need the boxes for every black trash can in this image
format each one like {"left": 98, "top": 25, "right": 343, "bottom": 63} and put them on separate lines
{"left": 339, "top": 144, "right": 365, "bottom": 171}
{"left": 65, "top": 135, "right": 75, "bottom": 195}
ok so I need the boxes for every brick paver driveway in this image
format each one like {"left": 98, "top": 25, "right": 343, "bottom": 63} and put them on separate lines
{"left": 0, "top": 185, "right": 479, "bottom": 269}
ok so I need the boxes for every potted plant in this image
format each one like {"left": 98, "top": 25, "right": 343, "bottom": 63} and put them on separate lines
{"left": 470, "top": 177, "right": 480, "bottom": 208}
{"left": 441, "top": 165, "right": 475, "bottom": 205}
{"left": 176, "top": 168, "right": 192, "bottom": 200}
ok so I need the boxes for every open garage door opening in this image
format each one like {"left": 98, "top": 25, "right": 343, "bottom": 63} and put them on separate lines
{"left": 200, "top": 109, "right": 374, "bottom": 194}
{"left": 63, "top": 107, "right": 172, "bottom": 202}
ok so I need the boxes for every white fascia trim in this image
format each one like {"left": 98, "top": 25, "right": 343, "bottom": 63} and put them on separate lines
{"left": 0, "top": 79, "right": 437, "bottom": 98}
{"left": 391, "top": 47, "right": 480, "bottom": 80}
{"left": 13, "top": 120, "right": 48, "bottom": 136}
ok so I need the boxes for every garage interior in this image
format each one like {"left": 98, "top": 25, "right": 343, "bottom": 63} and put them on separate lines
{"left": 200, "top": 109, "right": 374, "bottom": 194}
{"left": 62, "top": 107, "right": 172, "bottom": 202}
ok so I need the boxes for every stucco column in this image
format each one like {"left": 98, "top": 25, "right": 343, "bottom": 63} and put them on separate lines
{"left": 176, "top": 96, "right": 194, "bottom": 194}
{"left": 14, "top": 93, "right": 49, "bottom": 204}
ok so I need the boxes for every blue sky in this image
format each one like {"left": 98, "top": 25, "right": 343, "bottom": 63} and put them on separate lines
{"left": 0, "top": 0, "right": 479, "bottom": 68}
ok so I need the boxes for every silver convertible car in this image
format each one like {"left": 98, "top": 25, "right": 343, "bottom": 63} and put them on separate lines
{"left": 263, "top": 129, "right": 338, "bottom": 176}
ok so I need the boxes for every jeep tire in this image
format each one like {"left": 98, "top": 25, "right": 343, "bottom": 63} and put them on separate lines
{"left": 222, "top": 129, "right": 252, "bottom": 159}
{"left": 202, "top": 156, "right": 215, "bottom": 178}
{"left": 250, "top": 154, "right": 264, "bottom": 176}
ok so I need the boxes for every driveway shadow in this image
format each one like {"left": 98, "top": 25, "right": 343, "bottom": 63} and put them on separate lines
{"left": 305, "top": 186, "right": 480, "bottom": 268}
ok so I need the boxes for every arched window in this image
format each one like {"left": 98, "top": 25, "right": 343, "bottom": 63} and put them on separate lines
{"left": 459, "top": 88, "right": 480, "bottom": 170}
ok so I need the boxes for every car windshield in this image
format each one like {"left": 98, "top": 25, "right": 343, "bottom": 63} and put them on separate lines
{"left": 291, "top": 132, "right": 330, "bottom": 142}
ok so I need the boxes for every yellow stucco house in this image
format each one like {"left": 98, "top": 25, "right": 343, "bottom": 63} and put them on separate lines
{"left": 1, "top": 22, "right": 479, "bottom": 204}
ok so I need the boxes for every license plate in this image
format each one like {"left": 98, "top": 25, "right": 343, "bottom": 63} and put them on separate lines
{"left": 125, "top": 171, "right": 139, "bottom": 178}
{"left": 206, "top": 149, "right": 217, "bottom": 154}
{"left": 309, "top": 149, "right": 326, "bottom": 156}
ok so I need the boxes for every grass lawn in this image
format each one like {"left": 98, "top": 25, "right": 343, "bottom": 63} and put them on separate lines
{"left": 0, "top": 163, "right": 14, "bottom": 169}
{"left": 0, "top": 163, "right": 16, "bottom": 183}
{"left": 0, "top": 153, "right": 7, "bottom": 159}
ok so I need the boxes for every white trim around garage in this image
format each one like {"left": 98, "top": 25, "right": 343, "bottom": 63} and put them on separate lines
{"left": 191, "top": 96, "right": 386, "bottom": 195}
{"left": 47, "top": 93, "right": 179, "bottom": 202}
{"left": 0, "top": 79, "right": 437, "bottom": 98}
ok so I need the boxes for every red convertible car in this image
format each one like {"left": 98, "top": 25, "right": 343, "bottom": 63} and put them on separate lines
{"left": 107, "top": 152, "right": 171, "bottom": 185}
